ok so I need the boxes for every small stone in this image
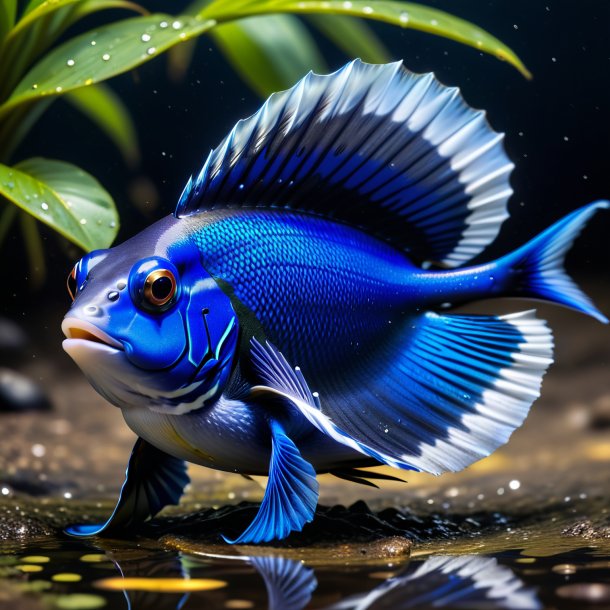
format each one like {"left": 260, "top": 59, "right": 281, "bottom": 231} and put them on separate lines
{"left": 0, "top": 368, "right": 52, "bottom": 412}
{"left": 0, "top": 317, "right": 28, "bottom": 355}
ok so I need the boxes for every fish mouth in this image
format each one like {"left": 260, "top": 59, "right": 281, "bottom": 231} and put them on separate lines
{"left": 61, "top": 318, "right": 123, "bottom": 350}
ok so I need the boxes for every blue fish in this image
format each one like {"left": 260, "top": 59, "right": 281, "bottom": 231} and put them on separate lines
{"left": 61, "top": 60, "right": 608, "bottom": 544}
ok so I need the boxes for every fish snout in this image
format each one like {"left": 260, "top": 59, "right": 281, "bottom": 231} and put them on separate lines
{"left": 61, "top": 317, "right": 123, "bottom": 349}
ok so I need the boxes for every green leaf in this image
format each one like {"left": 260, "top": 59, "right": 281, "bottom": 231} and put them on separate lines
{"left": 0, "top": 0, "right": 17, "bottom": 42}
{"left": 201, "top": 0, "right": 531, "bottom": 79}
{"left": 0, "top": 13, "right": 215, "bottom": 119}
{"left": 65, "top": 84, "right": 139, "bottom": 166}
{"left": 307, "top": 15, "right": 390, "bottom": 63}
{"left": 0, "top": 0, "right": 145, "bottom": 103}
{"left": 212, "top": 14, "right": 326, "bottom": 97}
{"left": 0, "top": 158, "right": 119, "bottom": 252}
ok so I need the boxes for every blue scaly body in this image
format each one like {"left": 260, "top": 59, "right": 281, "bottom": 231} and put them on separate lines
{"left": 61, "top": 60, "right": 608, "bottom": 543}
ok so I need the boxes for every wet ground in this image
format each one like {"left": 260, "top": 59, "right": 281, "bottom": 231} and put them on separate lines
{"left": 1, "top": 288, "right": 610, "bottom": 609}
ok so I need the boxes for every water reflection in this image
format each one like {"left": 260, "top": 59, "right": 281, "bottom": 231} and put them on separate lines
{"left": 98, "top": 548, "right": 540, "bottom": 610}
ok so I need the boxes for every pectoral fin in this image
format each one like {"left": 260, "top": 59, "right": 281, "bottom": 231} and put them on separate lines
{"left": 223, "top": 419, "right": 318, "bottom": 544}
{"left": 65, "top": 438, "right": 189, "bottom": 537}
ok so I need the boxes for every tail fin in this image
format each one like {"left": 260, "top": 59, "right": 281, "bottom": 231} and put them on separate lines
{"left": 503, "top": 200, "right": 609, "bottom": 323}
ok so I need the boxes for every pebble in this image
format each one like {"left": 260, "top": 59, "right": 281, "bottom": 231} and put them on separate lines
{"left": 0, "top": 368, "right": 52, "bottom": 412}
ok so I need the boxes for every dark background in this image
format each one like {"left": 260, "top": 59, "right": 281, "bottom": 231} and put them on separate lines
{"left": 2, "top": 0, "right": 609, "bottom": 317}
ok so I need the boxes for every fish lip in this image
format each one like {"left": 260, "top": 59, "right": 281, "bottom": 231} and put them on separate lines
{"left": 61, "top": 317, "right": 123, "bottom": 350}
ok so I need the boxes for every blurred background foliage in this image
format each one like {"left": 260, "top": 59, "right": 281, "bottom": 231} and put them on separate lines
{"left": 0, "top": 0, "right": 530, "bottom": 287}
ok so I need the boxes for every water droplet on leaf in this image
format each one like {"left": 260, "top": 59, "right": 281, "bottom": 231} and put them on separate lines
{"left": 102, "top": 53, "right": 110, "bottom": 61}
{"left": 141, "top": 33, "right": 151, "bottom": 42}
{"left": 66, "top": 59, "right": 75, "bottom": 67}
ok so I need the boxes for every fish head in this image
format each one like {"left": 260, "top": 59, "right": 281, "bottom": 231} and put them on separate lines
{"left": 61, "top": 224, "right": 239, "bottom": 414}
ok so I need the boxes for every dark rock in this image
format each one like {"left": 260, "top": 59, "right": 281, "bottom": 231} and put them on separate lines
{"left": 0, "top": 368, "right": 52, "bottom": 412}
{"left": 0, "top": 317, "right": 28, "bottom": 356}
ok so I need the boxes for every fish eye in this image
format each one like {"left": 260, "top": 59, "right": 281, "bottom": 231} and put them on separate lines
{"left": 67, "top": 265, "right": 77, "bottom": 301}
{"left": 144, "top": 269, "right": 177, "bottom": 308}
{"left": 129, "top": 257, "right": 180, "bottom": 313}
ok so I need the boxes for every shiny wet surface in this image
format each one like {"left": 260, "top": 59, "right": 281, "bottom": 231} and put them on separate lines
{"left": 1, "top": 296, "right": 610, "bottom": 608}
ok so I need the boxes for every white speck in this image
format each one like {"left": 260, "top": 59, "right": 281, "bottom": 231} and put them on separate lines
{"left": 31, "top": 444, "right": 46, "bottom": 457}
{"left": 55, "top": 86, "right": 62, "bottom": 92}
{"left": 227, "top": 491, "right": 235, "bottom": 500}
{"left": 41, "top": 202, "right": 49, "bottom": 210}
{"left": 362, "top": 6, "right": 373, "bottom": 14}
{"left": 102, "top": 53, "right": 110, "bottom": 61}
{"left": 66, "top": 59, "right": 75, "bottom": 67}
{"left": 399, "top": 11, "right": 409, "bottom": 24}
{"left": 312, "top": 391, "right": 319, "bottom": 398}
{"left": 497, "top": 487, "right": 505, "bottom": 495}
{"left": 141, "top": 33, "right": 151, "bottom": 42}
{"left": 563, "top": 136, "right": 569, "bottom": 141}
{"left": 430, "top": 18, "right": 438, "bottom": 26}
{"left": 583, "top": 174, "right": 588, "bottom": 180}
{"left": 179, "top": 32, "right": 186, "bottom": 39}
{"left": 509, "top": 479, "right": 521, "bottom": 490}
{"left": 426, "top": 498, "right": 434, "bottom": 505}
{"left": 90, "top": 40, "right": 96, "bottom": 46}
{"left": 80, "top": 218, "right": 87, "bottom": 225}
{"left": 63, "top": 492, "right": 72, "bottom": 499}
{"left": 564, "top": 496, "right": 571, "bottom": 502}
{"left": 518, "top": 131, "right": 524, "bottom": 136}
{"left": 446, "top": 487, "right": 459, "bottom": 498}
{"left": 32, "top": 84, "right": 38, "bottom": 90}
{"left": 109, "top": 221, "right": 116, "bottom": 228}
{"left": 513, "top": 24, "right": 519, "bottom": 30}
{"left": 159, "top": 20, "right": 169, "bottom": 28}
{"left": 551, "top": 57, "right": 557, "bottom": 62}
{"left": 343, "top": 0, "right": 352, "bottom": 7}
{"left": 238, "top": 184, "right": 244, "bottom": 190}
{"left": 1, "top": 487, "right": 9, "bottom": 496}
{"left": 579, "top": 492, "right": 588, "bottom": 499}
{"left": 477, "top": 493, "right": 485, "bottom": 500}
{"left": 383, "top": 428, "right": 389, "bottom": 433}
{"left": 172, "top": 20, "right": 182, "bottom": 30}
{"left": 147, "top": 47, "right": 156, "bottom": 55}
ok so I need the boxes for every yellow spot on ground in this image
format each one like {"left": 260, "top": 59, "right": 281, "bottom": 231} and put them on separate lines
{"left": 225, "top": 601, "right": 254, "bottom": 609}
{"left": 80, "top": 554, "right": 108, "bottom": 563}
{"left": 94, "top": 577, "right": 227, "bottom": 592}
{"left": 52, "top": 573, "right": 83, "bottom": 582}
{"left": 16, "top": 564, "right": 44, "bottom": 572}
{"left": 586, "top": 442, "right": 610, "bottom": 461}
{"left": 54, "top": 594, "right": 106, "bottom": 609}
{"left": 22, "top": 555, "right": 50, "bottom": 563}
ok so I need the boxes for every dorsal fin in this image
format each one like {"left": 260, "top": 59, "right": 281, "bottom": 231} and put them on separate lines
{"left": 176, "top": 60, "right": 513, "bottom": 267}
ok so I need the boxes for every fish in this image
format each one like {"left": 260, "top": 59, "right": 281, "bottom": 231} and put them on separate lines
{"left": 61, "top": 60, "right": 608, "bottom": 544}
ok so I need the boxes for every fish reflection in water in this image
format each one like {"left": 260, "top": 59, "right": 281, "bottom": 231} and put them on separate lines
{"left": 105, "top": 551, "right": 540, "bottom": 610}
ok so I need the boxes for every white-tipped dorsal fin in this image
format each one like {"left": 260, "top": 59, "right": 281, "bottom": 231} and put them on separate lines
{"left": 176, "top": 60, "right": 513, "bottom": 268}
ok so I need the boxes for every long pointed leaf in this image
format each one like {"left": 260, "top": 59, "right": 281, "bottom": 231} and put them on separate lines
{"left": 65, "top": 84, "right": 139, "bottom": 166}
{"left": 0, "top": 14, "right": 215, "bottom": 120}
{"left": 307, "top": 15, "right": 390, "bottom": 63}
{"left": 212, "top": 15, "right": 326, "bottom": 98}
{"left": 201, "top": 0, "right": 531, "bottom": 78}
{"left": 0, "top": 0, "right": 17, "bottom": 42}
{"left": 0, "top": 1, "right": 145, "bottom": 100}
{"left": 0, "top": 158, "right": 118, "bottom": 252}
